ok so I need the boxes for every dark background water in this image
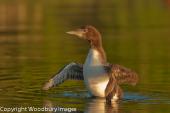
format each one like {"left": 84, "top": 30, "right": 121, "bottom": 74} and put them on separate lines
{"left": 0, "top": 0, "right": 170, "bottom": 113}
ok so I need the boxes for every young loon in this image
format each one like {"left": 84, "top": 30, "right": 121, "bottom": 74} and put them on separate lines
{"left": 43, "top": 25, "right": 138, "bottom": 103}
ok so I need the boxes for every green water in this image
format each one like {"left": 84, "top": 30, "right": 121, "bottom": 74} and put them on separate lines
{"left": 0, "top": 0, "right": 170, "bottom": 113}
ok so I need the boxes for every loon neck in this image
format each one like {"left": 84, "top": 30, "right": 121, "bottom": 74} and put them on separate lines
{"left": 90, "top": 44, "right": 107, "bottom": 64}
{"left": 87, "top": 30, "right": 107, "bottom": 64}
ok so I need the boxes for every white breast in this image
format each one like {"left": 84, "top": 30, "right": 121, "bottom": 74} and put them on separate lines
{"left": 83, "top": 49, "right": 109, "bottom": 97}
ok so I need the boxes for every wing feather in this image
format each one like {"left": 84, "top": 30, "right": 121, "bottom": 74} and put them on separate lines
{"left": 105, "top": 64, "right": 139, "bottom": 85}
{"left": 42, "top": 62, "right": 83, "bottom": 90}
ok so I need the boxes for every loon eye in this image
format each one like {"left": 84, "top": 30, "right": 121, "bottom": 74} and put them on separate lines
{"left": 83, "top": 28, "right": 88, "bottom": 33}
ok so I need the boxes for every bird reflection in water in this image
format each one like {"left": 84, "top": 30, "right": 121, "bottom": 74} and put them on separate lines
{"left": 84, "top": 99, "right": 119, "bottom": 113}
{"left": 43, "top": 98, "right": 120, "bottom": 113}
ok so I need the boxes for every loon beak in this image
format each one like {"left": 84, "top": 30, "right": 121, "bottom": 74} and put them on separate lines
{"left": 66, "top": 29, "right": 85, "bottom": 38}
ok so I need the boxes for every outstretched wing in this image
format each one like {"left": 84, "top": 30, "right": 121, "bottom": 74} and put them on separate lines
{"left": 105, "top": 64, "right": 139, "bottom": 86}
{"left": 42, "top": 62, "right": 83, "bottom": 90}
{"left": 105, "top": 64, "right": 138, "bottom": 102}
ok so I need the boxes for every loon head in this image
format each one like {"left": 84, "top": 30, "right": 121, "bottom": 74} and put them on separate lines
{"left": 66, "top": 25, "right": 102, "bottom": 48}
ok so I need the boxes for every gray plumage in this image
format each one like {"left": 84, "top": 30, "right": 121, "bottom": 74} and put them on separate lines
{"left": 42, "top": 62, "right": 83, "bottom": 90}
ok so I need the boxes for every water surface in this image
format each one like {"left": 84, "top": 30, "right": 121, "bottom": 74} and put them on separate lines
{"left": 0, "top": 0, "right": 170, "bottom": 113}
